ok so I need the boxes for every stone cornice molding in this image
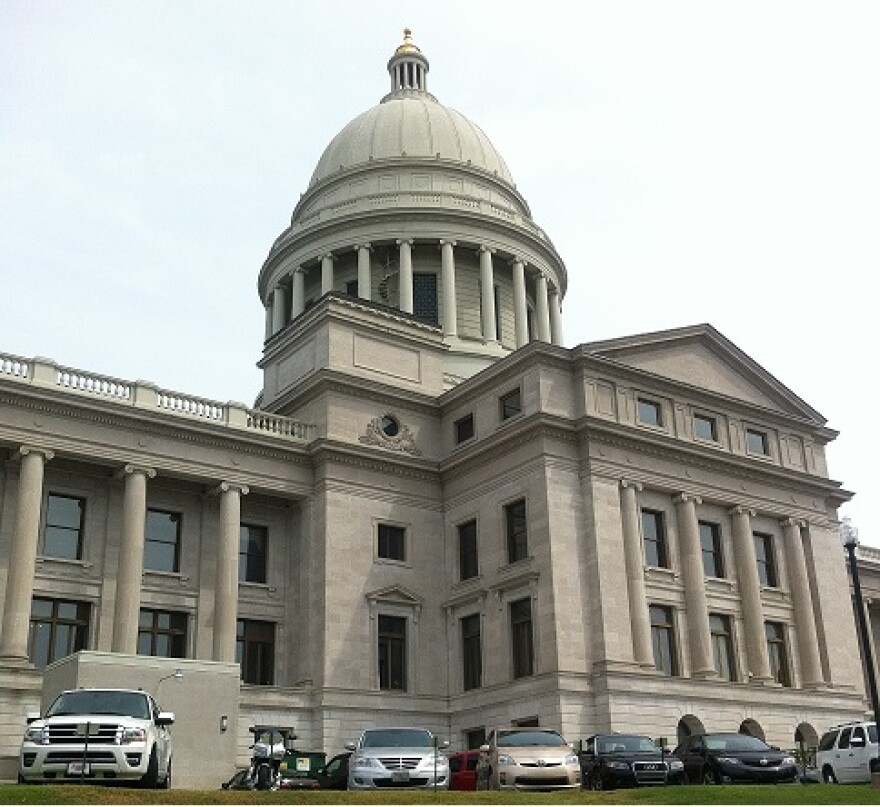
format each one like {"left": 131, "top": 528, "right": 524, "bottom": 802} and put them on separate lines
{"left": 309, "top": 440, "right": 438, "bottom": 483}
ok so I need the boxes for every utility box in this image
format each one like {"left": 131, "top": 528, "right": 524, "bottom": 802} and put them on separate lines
{"left": 40, "top": 651, "right": 239, "bottom": 789}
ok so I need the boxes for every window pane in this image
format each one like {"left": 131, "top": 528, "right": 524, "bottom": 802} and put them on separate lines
{"left": 641, "top": 510, "right": 668, "bottom": 568}
{"left": 378, "top": 524, "right": 405, "bottom": 561}
{"left": 505, "top": 500, "right": 528, "bottom": 563}
{"left": 458, "top": 520, "right": 478, "bottom": 580}
{"left": 637, "top": 398, "right": 662, "bottom": 426}
{"left": 43, "top": 495, "right": 85, "bottom": 559}
{"left": 455, "top": 414, "right": 475, "bottom": 443}
{"left": 145, "top": 510, "right": 181, "bottom": 573}
{"left": 694, "top": 414, "right": 717, "bottom": 441}
{"left": 378, "top": 615, "right": 407, "bottom": 691}
{"left": 413, "top": 273, "right": 438, "bottom": 325}
{"left": 240, "top": 524, "right": 267, "bottom": 584}
{"left": 747, "top": 429, "right": 769, "bottom": 455}
{"left": 500, "top": 389, "right": 522, "bottom": 420}
{"left": 28, "top": 597, "right": 89, "bottom": 670}
{"left": 510, "top": 598, "right": 534, "bottom": 679}
{"left": 699, "top": 521, "right": 723, "bottom": 578}
{"left": 461, "top": 614, "right": 482, "bottom": 691}
{"left": 650, "top": 605, "right": 677, "bottom": 676}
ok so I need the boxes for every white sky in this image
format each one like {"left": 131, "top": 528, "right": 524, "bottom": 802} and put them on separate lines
{"left": 2, "top": 1, "right": 877, "bottom": 545}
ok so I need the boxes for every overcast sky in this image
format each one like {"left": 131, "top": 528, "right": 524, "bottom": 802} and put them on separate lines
{"left": 2, "top": 1, "right": 877, "bottom": 546}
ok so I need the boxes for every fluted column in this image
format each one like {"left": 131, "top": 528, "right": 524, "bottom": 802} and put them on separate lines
{"left": 271, "top": 286, "right": 285, "bottom": 335}
{"left": 675, "top": 493, "right": 714, "bottom": 676}
{"left": 112, "top": 465, "right": 156, "bottom": 654}
{"left": 0, "top": 447, "right": 54, "bottom": 661}
{"left": 356, "top": 243, "right": 372, "bottom": 301}
{"left": 535, "top": 272, "right": 551, "bottom": 343}
{"left": 549, "top": 288, "right": 563, "bottom": 346}
{"left": 479, "top": 246, "right": 497, "bottom": 342}
{"left": 439, "top": 239, "right": 457, "bottom": 337}
{"left": 512, "top": 258, "right": 528, "bottom": 348}
{"left": 620, "top": 481, "right": 654, "bottom": 666}
{"left": 781, "top": 518, "right": 823, "bottom": 687}
{"left": 397, "top": 239, "right": 414, "bottom": 314}
{"left": 729, "top": 506, "right": 772, "bottom": 681}
{"left": 291, "top": 268, "right": 305, "bottom": 319}
{"left": 213, "top": 482, "right": 249, "bottom": 663}
{"left": 321, "top": 253, "right": 335, "bottom": 295}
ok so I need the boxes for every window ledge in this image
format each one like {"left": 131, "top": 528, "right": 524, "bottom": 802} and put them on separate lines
{"left": 36, "top": 556, "right": 93, "bottom": 571}
{"left": 143, "top": 569, "right": 190, "bottom": 585}
{"left": 374, "top": 558, "right": 412, "bottom": 569}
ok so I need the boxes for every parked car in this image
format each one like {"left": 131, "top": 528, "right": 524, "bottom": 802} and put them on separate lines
{"left": 673, "top": 732, "right": 798, "bottom": 784}
{"left": 345, "top": 727, "right": 449, "bottom": 790}
{"left": 816, "top": 721, "right": 878, "bottom": 784}
{"left": 313, "top": 752, "right": 351, "bottom": 790}
{"left": 448, "top": 749, "right": 480, "bottom": 790}
{"left": 18, "top": 688, "right": 174, "bottom": 788}
{"left": 580, "top": 733, "right": 685, "bottom": 790}
{"left": 475, "top": 728, "right": 580, "bottom": 791}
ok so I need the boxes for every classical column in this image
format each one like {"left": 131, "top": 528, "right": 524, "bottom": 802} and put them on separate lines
{"left": 439, "top": 239, "right": 457, "bottom": 337}
{"left": 321, "top": 253, "right": 335, "bottom": 295}
{"left": 271, "top": 286, "right": 285, "bottom": 335}
{"left": 535, "top": 272, "right": 551, "bottom": 343}
{"left": 397, "top": 239, "right": 414, "bottom": 314}
{"left": 620, "top": 480, "right": 654, "bottom": 666}
{"left": 549, "top": 287, "right": 564, "bottom": 346}
{"left": 356, "top": 243, "right": 372, "bottom": 301}
{"left": 675, "top": 493, "right": 714, "bottom": 676}
{"left": 291, "top": 267, "right": 305, "bottom": 319}
{"left": 781, "top": 518, "right": 824, "bottom": 687}
{"left": 478, "top": 246, "right": 497, "bottom": 342}
{"left": 213, "top": 482, "right": 249, "bottom": 663}
{"left": 264, "top": 302, "right": 272, "bottom": 341}
{"left": 729, "top": 506, "right": 773, "bottom": 681}
{"left": 112, "top": 465, "right": 156, "bottom": 654}
{"left": 0, "top": 447, "right": 54, "bottom": 661}
{"left": 512, "top": 258, "right": 528, "bottom": 348}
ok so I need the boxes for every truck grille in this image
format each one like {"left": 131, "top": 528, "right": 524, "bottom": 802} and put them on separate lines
{"left": 45, "top": 750, "right": 117, "bottom": 764}
{"left": 47, "top": 723, "right": 120, "bottom": 745}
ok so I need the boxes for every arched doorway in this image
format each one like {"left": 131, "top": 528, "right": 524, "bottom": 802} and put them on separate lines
{"left": 738, "top": 719, "right": 765, "bottom": 741}
{"left": 795, "top": 723, "right": 819, "bottom": 769}
{"left": 677, "top": 715, "right": 705, "bottom": 746}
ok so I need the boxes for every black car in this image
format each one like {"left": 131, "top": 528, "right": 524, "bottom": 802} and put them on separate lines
{"left": 673, "top": 733, "right": 798, "bottom": 785}
{"left": 580, "top": 733, "right": 685, "bottom": 790}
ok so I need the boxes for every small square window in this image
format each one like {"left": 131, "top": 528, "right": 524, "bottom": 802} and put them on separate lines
{"left": 694, "top": 413, "right": 718, "bottom": 442}
{"left": 377, "top": 523, "right": 406, "bottom": 562}
{"left": 500, "top": 388, "right": 522, "bottom": 421}
{"left": 455, "top": 413, "right": 475, "bottom": 444}
{"left": 637, "top": 398, "right": 663, "bottom": 426}
{"left": 746, "top": 428, "right": 769, "bottom": 455}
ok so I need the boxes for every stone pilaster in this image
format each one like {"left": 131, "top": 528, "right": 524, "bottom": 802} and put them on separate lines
{"left": 397, "top": 239, "right": 414, "bottom": 314}
{"left": 478, "top": 246, "right": 497, "bottom": 342}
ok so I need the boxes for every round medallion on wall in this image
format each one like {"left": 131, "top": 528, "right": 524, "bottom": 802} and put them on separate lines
{"left": 380, "top": 414, "right": 399, "bottom": 438}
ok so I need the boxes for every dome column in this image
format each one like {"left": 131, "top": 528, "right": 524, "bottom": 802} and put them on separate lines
{"left": 479, "top": 246, "right": 497, "bottom": 343}
{"left": 264, "top": 301, "right": 272, "bottom": 341}
{"left": 271, "top": 285, "right": 286, "bottom": 335}
{"left": 549, "top": 287, "right": 563, "bottom": 346}
{"left": 321, "top": 253, "right": 335, "bottom": 296}
{"left": 439, "top": 240, "right": 457, "bottom": 337}
{"left": 356, "top": 243, "right": 372, "bottom": 301}
{"left": 397, "top": 239, "right": 414, "bottom": 314}
{"left": 512, "top": 257, "right": 528, "bottom": 348}
{"left": 535, "top": 272, "right": 551, "bottom": 343}
{"left": 292, "top": 267, "right": 306, "bottom": 319}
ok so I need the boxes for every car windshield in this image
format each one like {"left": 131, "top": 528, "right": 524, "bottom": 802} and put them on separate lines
{"left": 360, "top": 729, "right": 434, "bottom": 748}
{"left": 597, "top": 735, "right": 661, "bottom": 754}
{"left": 705, "top": 734, "right": 770, "bottom": 752}
{"left": 45, "top": 690, "right": 151, "bottom": 719}
{"left": 497, "top": 730, "right": 566, "bottom": 748}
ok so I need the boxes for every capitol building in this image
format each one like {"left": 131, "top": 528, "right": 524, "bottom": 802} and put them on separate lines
{"left": 0, "top": 30, "right": 875, "bottom": 783}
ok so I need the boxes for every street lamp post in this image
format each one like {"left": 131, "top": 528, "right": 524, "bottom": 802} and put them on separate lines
{"left": 156, "top": 667, "right": 183, "bottom": 701}
{"left": 841, "top": 519, "right": 880, "bottom": 771}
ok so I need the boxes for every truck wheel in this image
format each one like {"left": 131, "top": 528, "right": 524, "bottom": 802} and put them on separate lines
{"left": 822, "top": 765, "right": 838, "bottom": 784}
{"left": 141, "top": 747, "right": 160, "bottom": 788}
{"left": 161, "top": 758, "right": 172, "bottom": 789}
{"left": 589, "top": 771, "right": 604, "bottom": 791}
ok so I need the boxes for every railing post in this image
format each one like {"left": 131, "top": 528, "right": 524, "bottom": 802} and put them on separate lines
{"left": 30, "top": 356, "right": 58, "bottom": 386}
{"left": 133, "top": 380, "right": 159, "bottom": 409}
{"left": 226, "top": 401, "right": 250, "bottom": 429}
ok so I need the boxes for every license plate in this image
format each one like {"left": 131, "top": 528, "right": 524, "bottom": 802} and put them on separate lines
{"left": 67, "top": 761, "right": 90, "bottom": 775}
{"left": 392, "top": 770, "right": 410, "bottom": 782}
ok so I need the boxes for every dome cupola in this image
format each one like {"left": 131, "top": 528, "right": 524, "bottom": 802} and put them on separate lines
{"left": 386, "top": 28, "right": 429, "bottom": 95}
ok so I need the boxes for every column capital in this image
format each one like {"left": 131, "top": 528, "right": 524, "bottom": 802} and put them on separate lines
{"left": 780, "top": 516, "right": 805, "bottom": 530}
{"left": 478, "top": 245, "right": 497, "bottom": 255}
{"left": 354, "top": 242, "right": 372, "bottom": 252}
{"left": 17, "top": 446, "right": 54, "bottom": 462}
{"left": 438, "top": 239, "right": 457, "bottom": 248}
{"left": 321, "top": 252, "right": 335, "bottom": 262}
{"left": 674, "top": 492, "right": 702, "bottom": 506}
{"left": 620, "top": 479, "right": 644, "bottom": 492}
{"left": 510, "top": 255, "right": 528, "bottom": 267}
{"left": 396, "top": 238, "right": 414, "bottom": 246}
{"left": 211, "top": 481, "right": 250, "bottom": 496}
{"left": 116, "top": 464, "right": 157, "bottom": 480}
{"left": 729, "top": 505, "right": 756, "bottom": 517}
{"left": 294, "top": 266, "right": 307, "bottom": 275}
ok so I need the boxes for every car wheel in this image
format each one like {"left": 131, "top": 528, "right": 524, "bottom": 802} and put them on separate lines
{"left": 161, "top": 758, "right": 171, "bottom": 790}
{"left": 256, "top": 764, "right": 272, "bottom": 790}
{"left": 141, "top": 747, "right": 161, "bottom": 789}
{"left": 822, "top": 765, "right": 838, "bottom": 784}
{"left": 589, "top": 771, "right": 604, "bottom": 791}
{"left": 702, "top": 767, "right": 720, "bottom": 785}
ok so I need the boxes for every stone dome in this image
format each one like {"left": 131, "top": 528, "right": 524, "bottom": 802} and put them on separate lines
{"left": 308, "top": 30, "right": 515, "bottom": 189}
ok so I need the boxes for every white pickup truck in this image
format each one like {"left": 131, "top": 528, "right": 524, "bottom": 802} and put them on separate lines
{"left": 18, "top": 688, "right": 174, "bottom": 788}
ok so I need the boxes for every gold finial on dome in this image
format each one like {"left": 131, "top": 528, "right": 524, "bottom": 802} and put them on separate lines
{"left": 395, "top": 27, "right": 421, "bottom": 55}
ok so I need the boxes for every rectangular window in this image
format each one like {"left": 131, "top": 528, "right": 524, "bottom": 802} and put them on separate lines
{"left": 236, "top": 619, "right": 275, "bottom": 685}
{"left": 699, "top": 521, "right": 724, "bottom": 578}
{"left": 637, "top": 397, "right": 663, "bottom": 426}
{"left": 765, "top": 621, "right": 791, "bottom": 686}
{"left": 650, "top": 604, "right": 678, "bottom": 676}
{"left": 500, "top": 388, "right": 522, "bottom": 420}
{"left": 345, "top": 279, "right": 358, "bottom": 297}
{"left": 461, "top": 613, "right": 482, "bottom": 691}
{"left": 494, "top": 285, "right": 502, "bottom": 343}
{"left": 137, "top": 608, "right": 187, "bottom": 658}
{"left": 458, "top": 520, "right": 479, "bottom": 581}
{"left": 465, "top": 727, "right": 487, "bottom": 750}
{"left": 710, "top": 613, "right": 736, "bottom": 681}
{"left": 510, "top": 597, "right": 534, "bottom": 679}
{"left": 144, "top": 509, "right": 181, "bottom": 573}
{"left": 42, "top": 494, "right": 86, "bottom": 560}
{"left": 754, "top": 532, "right": 778, "bottom": 587}
{"left": 28, "top": 597, "right": 89, "bottom": 670}
{"left": 641, "top": 509, "right": 669, "bottom": 568}
{"left": 505, "top": 499, "right": 528, "bottom": 564}
{"left": 746, "top": 428, "right": 769, "bottom": 456}
{"left": 694, "top": 413, "right": 718, "bottom": 442}
{"left": 378, "top": 523, "right": 406, "bottom": 561}
{"left": 455, "top": 413, "right": 475, "bottom": 444}
{"left": 413, "top": 273, "right": 438, "bottom": 325}
{"left": 378, "top": 615, "right": 407, "bottom": 691}
{"left": 239, "top": 524, "right": 267, "bottom": 584}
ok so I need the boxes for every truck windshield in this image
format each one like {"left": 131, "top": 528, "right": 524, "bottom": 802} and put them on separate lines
{"left": 46, "top": 690, "right": 151, "bottom": 719}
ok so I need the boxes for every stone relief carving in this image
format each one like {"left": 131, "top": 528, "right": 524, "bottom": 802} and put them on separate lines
{"left": 359, "top": 416, "right": 421, "bottom": 455}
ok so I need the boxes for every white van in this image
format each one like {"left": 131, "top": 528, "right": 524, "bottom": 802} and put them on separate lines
{"left": 815, "top": 721, "right": 877, "bottom": 784}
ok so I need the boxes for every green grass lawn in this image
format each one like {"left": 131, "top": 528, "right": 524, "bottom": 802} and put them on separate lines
{"left": 0, "top": 784, "right": 878, "bottom": 805}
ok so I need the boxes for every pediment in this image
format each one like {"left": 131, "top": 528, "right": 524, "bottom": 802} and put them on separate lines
{"left": 582, "top": 324, "right": 825, "bottom": 423}
{"left": 365, "top": 584, "right": 424, "bottom": 607}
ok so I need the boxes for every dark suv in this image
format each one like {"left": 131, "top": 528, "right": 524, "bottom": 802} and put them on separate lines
{"left": 580, "top": 733, "right": 684, "bottom": 790}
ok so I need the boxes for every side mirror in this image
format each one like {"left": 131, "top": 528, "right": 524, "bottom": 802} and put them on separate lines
{"left": 479, "top": 744, "right": 490, "bottom": 752}
{"left": 344, "top": 742, "right": 356, "bottom": 751}
{"left": 156, "top": 712, "right": 175, "bottom": 727}
{"left": 25, "top": 712, "right": 41, "bottom": 725}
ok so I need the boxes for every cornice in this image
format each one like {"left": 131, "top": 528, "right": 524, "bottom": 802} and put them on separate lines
{"left": 309, "top": 439, "right": 439, "bottom": 483}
